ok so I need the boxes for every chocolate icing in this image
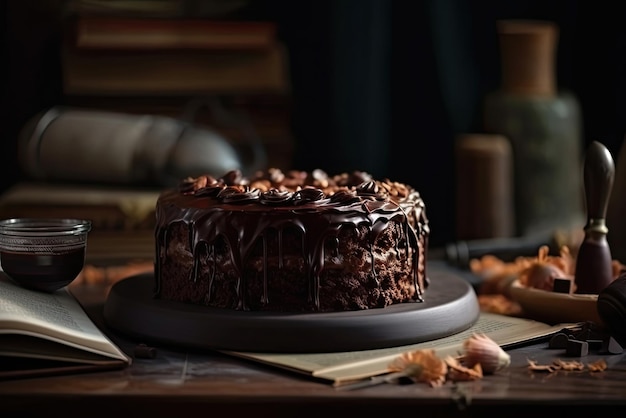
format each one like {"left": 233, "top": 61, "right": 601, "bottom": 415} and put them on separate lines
{"left": 155, "top": 169, "right": 429, "bottom": 312}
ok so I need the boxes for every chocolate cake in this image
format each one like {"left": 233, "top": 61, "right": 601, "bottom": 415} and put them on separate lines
{"left": 154, "top": 168, "right": 429, "bottom": 312}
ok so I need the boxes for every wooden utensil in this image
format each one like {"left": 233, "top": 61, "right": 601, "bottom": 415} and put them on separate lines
{"left": 574, "top": 141, "right": 615, "bottom": 294}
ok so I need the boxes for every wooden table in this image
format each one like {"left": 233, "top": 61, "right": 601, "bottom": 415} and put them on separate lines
{"left": 2, "top": 276, "right": 626, "bottom": 417}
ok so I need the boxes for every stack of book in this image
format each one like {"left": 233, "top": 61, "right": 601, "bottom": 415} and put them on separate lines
{"left": 61, "top": 13, "right": 294, "bottom": 171}
{"left": 63, "top": 17, "right": 287, "bottom": 94}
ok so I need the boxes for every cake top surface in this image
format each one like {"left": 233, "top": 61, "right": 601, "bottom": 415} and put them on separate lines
{"left": 163, "top": 168, "right": 425, "bottom": 214}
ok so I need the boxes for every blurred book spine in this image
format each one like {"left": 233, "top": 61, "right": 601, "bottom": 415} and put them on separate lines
{"left": 62, "top": 43, "right": 289, "bottom": 95}
{"left": 72, "top": 17, "right": 277, "bottom": 51}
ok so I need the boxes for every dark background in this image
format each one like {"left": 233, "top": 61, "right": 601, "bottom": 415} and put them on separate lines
{"left": 2, "top": 0, "right": 626, "bottom": 247}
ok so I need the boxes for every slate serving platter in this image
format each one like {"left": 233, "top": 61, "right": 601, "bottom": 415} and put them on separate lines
{"left": 103, "top": 263, "right": 479, "bottom": 353}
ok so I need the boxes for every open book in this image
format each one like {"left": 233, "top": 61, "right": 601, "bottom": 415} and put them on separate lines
{"left": 0, "top": 274, "right": 131, "bottom": 379}
{"left": 225, "top": 312, "right": 572, "bottom": 387}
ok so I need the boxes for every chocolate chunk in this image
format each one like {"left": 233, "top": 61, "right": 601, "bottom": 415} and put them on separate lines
{"left": 548, "top": 332, "right": 570, "bottom": 349}
{"left": 586, "top": 339, "right": 603, "bottom": 350}
{"left": 134, "top": 343, "right": 157, "bottom": 359}
{"left": 565, "top": 339, "right": 588, "bottom": 357}
{"left": 553, "top": 278, "right": 572, "bottom": 293}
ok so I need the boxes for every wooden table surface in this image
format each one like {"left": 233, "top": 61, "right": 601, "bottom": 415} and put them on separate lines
{"left": 2, "top": 271, "right": 626, "bottom": 417}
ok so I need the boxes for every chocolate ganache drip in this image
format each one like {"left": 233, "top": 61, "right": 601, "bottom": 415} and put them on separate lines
{"left": 155, "top": 169, "right": 429, "bottom": 311}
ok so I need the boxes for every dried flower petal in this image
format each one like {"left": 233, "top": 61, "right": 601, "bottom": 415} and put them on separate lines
{"left": 553, "top": 359, "right": 584, "bottom": 371}
{"left": 518, "top": 245, "right": 571, "bottom": 291}
{"left": 388, "top": 349, "right": 448, "bottom": 387}
{"left": 477, "top": 294, "right": 523, "bottom": 316}
{"left": 472, "top": 244, "right": 582, "bottom": 295}
{"left": 527, "top": 359, "right": 557, "bottom": 372}
{"left": 445, "top": 356, "right": 483, "bottom": 381}
{"left": 462, "top": 333, "right": 511, "bottom": 374}
{"left": 588, "top": 359, "right": 608, "bottom": 372}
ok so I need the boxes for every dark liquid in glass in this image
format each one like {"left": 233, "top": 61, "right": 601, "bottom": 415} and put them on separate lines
{"left": 1, "top": 248, "right": 85, "bottom": 292}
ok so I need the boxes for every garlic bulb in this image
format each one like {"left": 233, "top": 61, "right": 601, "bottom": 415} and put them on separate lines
{"left": 462, "top": 333, "right": 511, "bottom": 374}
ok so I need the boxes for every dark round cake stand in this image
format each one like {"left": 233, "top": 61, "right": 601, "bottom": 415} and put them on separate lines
{"left": 103, "top": 264, "right": 480, "bottom": 353}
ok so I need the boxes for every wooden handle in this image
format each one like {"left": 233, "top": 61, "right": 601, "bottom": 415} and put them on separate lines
{"left": 575, "top": 141, "right": 615, "bottom": 294}
{"left": 584, "top": 141, "right": 615, "bottom": 222}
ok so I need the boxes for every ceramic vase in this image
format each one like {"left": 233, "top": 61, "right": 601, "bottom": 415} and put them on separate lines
{"left": 484, "top": 20, "right": 584, "bottom": 238}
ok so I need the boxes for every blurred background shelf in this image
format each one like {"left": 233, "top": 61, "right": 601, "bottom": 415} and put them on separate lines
{"left": 4, "top": 0, "right": 626, "bottom": 249}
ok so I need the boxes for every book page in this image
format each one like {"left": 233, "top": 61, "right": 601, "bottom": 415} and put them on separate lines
{"left": 0, "top": 334, "right": 122, "bottom": 363}
{"left": 224, "top": 312, "right": 571, "bottom": 385}
{"left": 0, "top": 277, "right": 129, "bottom": 362}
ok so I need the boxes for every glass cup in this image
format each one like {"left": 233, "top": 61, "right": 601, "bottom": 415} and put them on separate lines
{"left": 0, "top": 218, "right": 91, "bottom": 292}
